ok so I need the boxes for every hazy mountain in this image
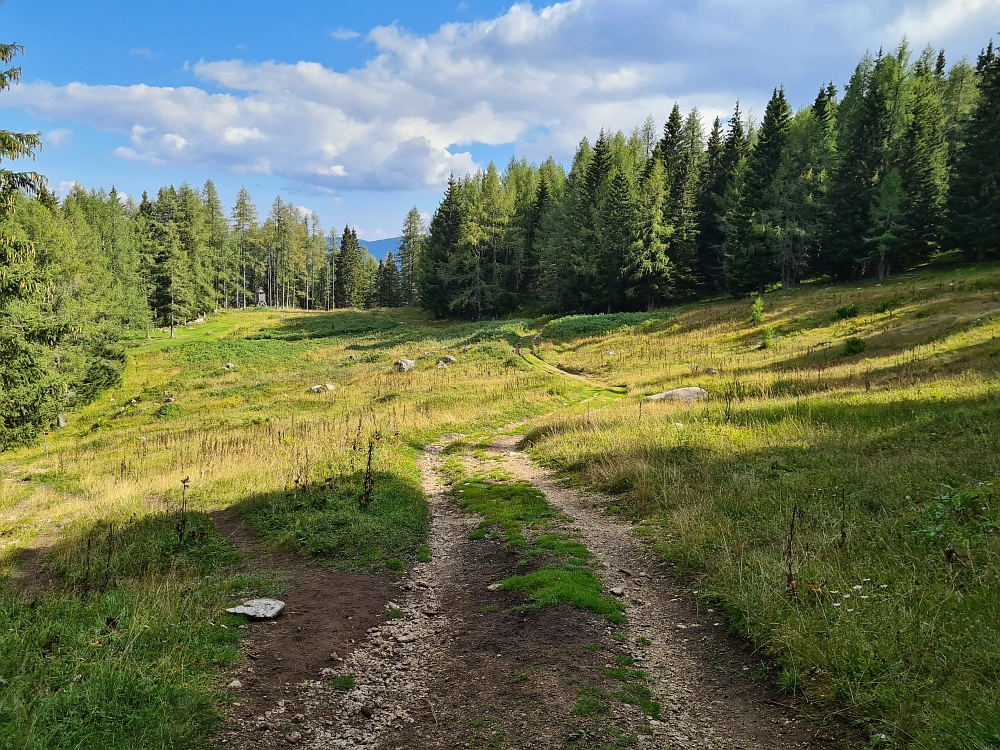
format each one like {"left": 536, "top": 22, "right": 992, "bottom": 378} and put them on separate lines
{"left": 358, "top": 237, "right": 401, "bottom": 261}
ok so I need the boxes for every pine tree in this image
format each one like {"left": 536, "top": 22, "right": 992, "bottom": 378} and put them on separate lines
{"left": 334, "top": 226, "right": 365, "bottom": 308}
{"left": 376, "top": 251, "right": 402, "bottom": 307}
{"left": 203, "top": 180, "right": 230, "bottom": 307}
{"left": 0, "top": 42, "right": 60, "bottom": 449}
{"left": 398, "top": 207, "right": 425, "bottom": 306}
{"left": 627, "top": 158, "right": 672, "bottom": 309}
{"left": 231, "top": 187, "right": 257, "bottom": 307}
{"left": 695, "top": 117, "right": 726, "bottom": 289}
{"left": 894, "top": 60, "right": 949, "bottom": 271}
{"left": 949, "top": 40, "right": 1000, "bottom": 260}
{"left": 418, "top": 176, "right": 464, "bottom": 318}
{"left": 726, "top": 87, "right": 793, "bottom": 294}
{"left": 824, "top": 53, "right": 892, "bottom": 278}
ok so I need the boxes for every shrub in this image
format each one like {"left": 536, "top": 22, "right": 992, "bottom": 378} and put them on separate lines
{"left": 750, "top": 297, "right": 765, "bottom": 324}
{"left": 843, "top": 336, "right": 867, "bottom": 356}
{"left": 836, "top": 303, "right": 860, "bottom": 320}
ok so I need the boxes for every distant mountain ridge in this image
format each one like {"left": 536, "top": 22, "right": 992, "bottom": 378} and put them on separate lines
{"left": 358, "top": 237, "right": 401, "bottom": 261}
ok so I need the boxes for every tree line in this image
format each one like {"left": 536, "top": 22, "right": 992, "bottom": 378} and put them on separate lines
{"left": 416, "top": 39, "right": 1000, "bottom": 317}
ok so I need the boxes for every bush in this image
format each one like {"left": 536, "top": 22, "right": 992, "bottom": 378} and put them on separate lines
{"left": 750, "top": 297, "right": 765, "bottom": 324}
{"left": 843, "top": 336, "right": 868, "bottom": 356}
{"left": 836, "top": 303, "right": 860, "bottom": 320}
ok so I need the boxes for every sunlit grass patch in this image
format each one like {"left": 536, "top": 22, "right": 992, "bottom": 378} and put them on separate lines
{"left": 499, "top": 566, "right": 625, "bottom": 623}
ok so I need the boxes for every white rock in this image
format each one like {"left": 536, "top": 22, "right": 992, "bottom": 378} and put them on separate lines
{"left": 226, "top": 598, "right": 286, "bottom": 620}
{"left": 436, "top": 361, "right": 448, "bottom": 369}
{"left": 325, "top": 383, "right": 336, "bottom": 391}
{"left": 394, "top": 359, "right": 416, "bottom": 372}
{"left": 442, "top": 355, "right": 457, "bottom": 363}
{"left": 646, "top": 387, "right": 709, "bottom": 402}
{"left": 310, "top": 385, "right": 325, "bottom": 393}
{"left": 227, "top": 679, "right": 243, "bottom": 689}
{"left": 223, "top": 363, "right": 235, "bottom": 371}
{"left": 610, "top": 587, "right": 625, "bottom": 596}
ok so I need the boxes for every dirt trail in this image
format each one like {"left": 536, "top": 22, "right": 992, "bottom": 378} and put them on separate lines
{"left": 215, "top": 443, "right": 475, "bottom": 749}
{"left": 479, "top": 434, "right": 854, "bottom": 750}
{"left": 214, "top": 431, "right": 857, "bottom": 748}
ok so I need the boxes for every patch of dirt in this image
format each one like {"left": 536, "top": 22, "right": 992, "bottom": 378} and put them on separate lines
{"left": 211, "top": 508, "right": 402, "bottom": 748}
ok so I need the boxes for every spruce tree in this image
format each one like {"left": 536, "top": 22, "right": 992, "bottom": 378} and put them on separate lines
{"left": 726, "top": 87, "right": 793, "bottom": 294}
{"left": 398, "top": 206, "right": 425, "bottom": 305}
{"left": 0, "top": 42, "right": 61, "bottom": 449}
{"left": 949, "top": 41, "right": 1000, "bottom": 260}
{"left": 418, "top": 176, "right": 464, "bottom": 317}
{"left": 895, "top": 60, "right": 949, "bottom": 271}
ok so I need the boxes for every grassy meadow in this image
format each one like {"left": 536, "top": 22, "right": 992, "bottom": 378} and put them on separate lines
{"left": 0, "top": 308, "right": 591, "bottom": 748}
{"left": 2, "top": 260, "right": 1000, "bottom": 747}
{"left": 524, "top": 261, "right": 1000, "bottom": 748}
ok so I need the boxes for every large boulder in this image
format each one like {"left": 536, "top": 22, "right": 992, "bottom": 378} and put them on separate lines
{"left": 646, "top": 387, "right": 709, "bottom": 402}
{"left": 394, "top": 358, "right": 416, "bottom": 372}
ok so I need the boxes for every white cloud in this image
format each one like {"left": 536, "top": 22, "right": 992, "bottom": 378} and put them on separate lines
{"left": 6, "top": 0, "right": 995, "bottom": 192}
{"left": 57, "top": 180, "right": 80, "bottom": 195}
{"left": 130, "top": 48, "right": 157, "bottom": 60}
{"left": 46, "top": 127, "right": 72, "bottom": 147}
{"left": 222, "top": 126, "right": 267, "bottom": 145}
{"left": 330, "top": 28, "right": 361, "bottom": 40}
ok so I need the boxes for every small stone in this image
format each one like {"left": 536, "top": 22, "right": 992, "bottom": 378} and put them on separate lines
{"left": 309, "top": 385, "right": 325, "bottom": 393}
{"left": 287, "top": 730, "right": 302, "bottom": 742}
{"left": 396, "top": 634, "right": 417, "bottom": 643}
{"left": 487, "top": 583, "right": 501, "bottom": 591}
{"left": 436, "top": 361, "right": 448, "bottom": 369}
{"left": 223, "top": 363, "right": 235, "bottom": 371}
{"left": 329, "top": 651, "right": 339, "bottom": 660}
{"left": 360, "top": 705, "right": 374, "bottom": 719}
{"left": 442, "top": 355, "right": 457, "bottom": 363}
{"left": 394, "top": 358, "right": 416, "bottom": 372}
{"left": 293, "top": 714, "right": 304, "bottom": 723}
{"left": 325, "top": 383, "right": 336, "bottom": 391}
{"left": 604, "top": 350, "right": 615, "bottom": 356}
{"left": 610, "top": 587, "right": 625, "bottom": 596}
{"left": 227, "top": 679, "right": 243, "bottom": 689}
{"left": 706, "top": 367, "right": 718, "bottom": 374}
{"left": 226, "top": 598, "right": 286, "bottom": 620}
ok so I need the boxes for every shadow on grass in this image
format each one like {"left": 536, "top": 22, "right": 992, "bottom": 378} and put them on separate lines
{"left": 0, "top": 511, "right": 269, "bottom": 750}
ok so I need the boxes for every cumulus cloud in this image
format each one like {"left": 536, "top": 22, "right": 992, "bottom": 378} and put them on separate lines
{"left": 5, "top": 0, "right": 995, "bottom": 191}
{"left": 46, "top": 127, "right": 72, "bottom": 147}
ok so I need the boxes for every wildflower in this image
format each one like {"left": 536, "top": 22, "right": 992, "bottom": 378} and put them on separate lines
{"left": 831, "top": 590, "right": 840, "bottom": 594}
{"left": 860, "top": 596, "right": 869, "bottom": 600}
{"left": 853, "top": 585, "right": 863, "bottom": 590}
{"left": 832, "top": 602, "right": 841, "bottom": 607}
{"left": 847, "top": 609, "right": 854, "bottom": 612}
{"left": 843, "top": 594, "right": 851, "bottom": 599}
{"left": 879, "top": 584, "right": 888, "bottom": 589}
{"left": 862, "top": 578, "right": 871, "bottom": 583}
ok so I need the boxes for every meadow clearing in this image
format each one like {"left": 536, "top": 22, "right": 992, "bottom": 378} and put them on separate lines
{"left": 1, "top": 259, "right": 999, "bottom": 748}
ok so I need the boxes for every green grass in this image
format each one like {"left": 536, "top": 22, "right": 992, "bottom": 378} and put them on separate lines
{"left": 329, "top": 675, "right": 356, "bottom": 691}
{"left": 446, "top": 464, "right": 624, "bottom": 622}
{"left": 0, "top": 511, "right": 272, "bottom": 749}
{"left": 525, "top": 261, "right": 1000, "bottom": 747}
{"left": 499, "top": 567, "right": 625, "bottom": 623}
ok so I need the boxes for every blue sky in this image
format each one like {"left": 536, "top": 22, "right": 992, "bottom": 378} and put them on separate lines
{"left": 3, "top": 0, "right": 997, "bottom": 238}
